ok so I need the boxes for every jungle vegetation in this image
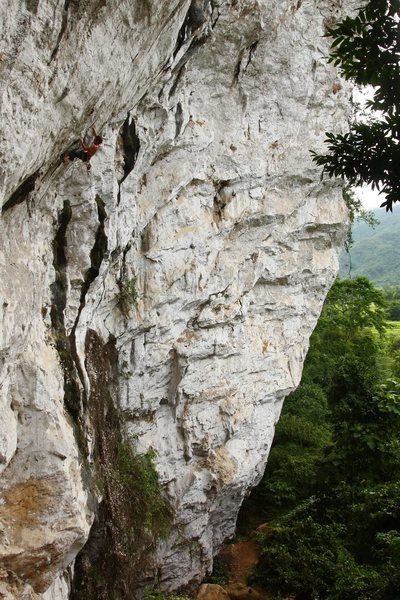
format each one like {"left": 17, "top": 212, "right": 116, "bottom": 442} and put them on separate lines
{"left": 244, "top": 276, "right": 400, "bottom": 600}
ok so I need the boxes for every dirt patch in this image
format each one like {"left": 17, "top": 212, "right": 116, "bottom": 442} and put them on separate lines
{"left": 211, "top": 538, "right": 271, "bottom": 600}
{"left": 220, "top": 540, "right": 259, "bottom": 585}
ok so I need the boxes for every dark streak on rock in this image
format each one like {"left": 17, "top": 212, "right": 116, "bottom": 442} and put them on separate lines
{"left": 244, "top": 40, "right": 259, "bottom": 71}
{"left": 168, "top": 63, "right": 186, "bottom": 99}
{"left": 116, "top": 115, "right": 140, "bottom": 205}
{"left": 80, "top": 196, "right": 108, "bottom": 306}
{"left": 120, "top": 116, "right": 140, "bottom": 184}
{"left": 233, "top": 49, "right": 244, "bottom": 84}
{"left": 175, "top": 102, "right": 184, "bottom": 138}
{"left": 49, "top": 0, "right": 72, "bottom": 63}
{"left": 172, "top": 0, "right": 212, "bottom": 65}
{"left": 25, "top": 0, "right": 40, "bottom": 14}
{"left": 212, "top": 179, "right": 231, "bottom": 225}
{"left": 2, "top": 170, "right": 40, "bottom": 214}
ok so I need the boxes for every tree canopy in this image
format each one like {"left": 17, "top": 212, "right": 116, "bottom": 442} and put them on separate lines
{"left": 251, "top": 277, "right": 400, "bottom": 599}
{"left": 312, "top": 0, "right": 400, "bottom": 211}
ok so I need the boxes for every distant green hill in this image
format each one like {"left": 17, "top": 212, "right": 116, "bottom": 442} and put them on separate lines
{"left": 339, "top": 207, "right": 400, "bottom": 286}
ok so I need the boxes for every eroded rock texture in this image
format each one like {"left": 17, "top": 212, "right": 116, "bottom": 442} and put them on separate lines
{"left": 0, "top": 0, "right": 353, "bottom": 597}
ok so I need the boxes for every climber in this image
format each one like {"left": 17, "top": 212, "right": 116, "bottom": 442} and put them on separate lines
{"left": 63, "top": 127, "right": 103, "bottom": 171}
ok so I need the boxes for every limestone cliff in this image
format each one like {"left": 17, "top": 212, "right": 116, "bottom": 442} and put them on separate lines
{"left": 0, "top": 0, "right": 352, "bottom": 598}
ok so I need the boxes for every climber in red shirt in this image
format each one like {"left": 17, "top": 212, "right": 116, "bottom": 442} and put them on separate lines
{"left": 63, "top": 128, "right": 103, "bottom": 171}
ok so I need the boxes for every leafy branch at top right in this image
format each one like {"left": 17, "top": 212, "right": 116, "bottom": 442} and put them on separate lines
{"left": 312, "top": 0, "right": 400, "bottom": 212}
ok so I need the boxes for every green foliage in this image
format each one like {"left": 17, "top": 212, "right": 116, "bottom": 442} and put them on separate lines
{"left": 204, "top": 555, "right": 232, "bottom": 586}
{"left": 116, "top": 276, "right": 138, "bottom": 317}
{"left": 386, "top": 324, "right": 400, "bottom": 378}
{"left": 343, "top": 185, "right": 378, "bottom": 230}
{"left": 251, "top": 276, "right": 400, "bottom": 599}
{"left": 304, "top": 277, "right": 387, "bottom": 392}
{"left": 312, "top": 0, "right": 400, "bottom": 211}
{"left": 255, "top": 366, "right": 400, "bottom": 597}
{"left": 73, "top": 442, "right": 172, "bottom": 600}
{"left": 261, "top": 384, "right": 331, "bottom": 516}
{"left": 341, "top": 186, "right": 379, "bottom": 257}
{"left": 73, "top": 435, "right": 172, "bottom": 599}
{"left": 145, "top": 593, "right": 191, "bottom": 600}
{"left": 115, "top": 442, "right": 173, "bottom": 538}
{"left": 387, "top": 303, "right": 400, "bottom": 321}
{"left": 253, "top": 518, "right": 377, "bottom": 600}
{"left": 71, "top": 332, "right": 173, "bottom": 600}
{"left": 382, "top": 288, "right": 400, "bottom": 323}
{"left": 320, "top": 366, "right": 400, "bottom": 488}
{"left": 321, "top": 276, "right": 387, "bottom": 338}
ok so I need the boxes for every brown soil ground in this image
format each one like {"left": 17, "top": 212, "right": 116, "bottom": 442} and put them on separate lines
{"left": 218, "top": 537, "right": 273, "bottom": 600}
{"left": 220, "top": 539, "right": 259, "bottom": 585}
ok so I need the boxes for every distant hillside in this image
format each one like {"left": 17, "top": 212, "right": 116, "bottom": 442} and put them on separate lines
{"left": 339, "top": 207, "right": 400, "bottom": 286}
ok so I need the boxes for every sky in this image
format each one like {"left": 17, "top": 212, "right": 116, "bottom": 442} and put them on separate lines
{"left": 356, "top": 185, "right": 383, "bottom": 210}
{"left": 356, "top": 185, "right": 400, "bottom": 214}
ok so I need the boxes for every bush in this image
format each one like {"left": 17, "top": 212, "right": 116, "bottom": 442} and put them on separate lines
{"left": 254, "top": 517, "right": 347, "bottom": 598}
{"left": 257, "top": 384, "right": 331, "bottom": 517}
{"left": 115, "top": 443, "right": 172, "bottom": 538}
{"left": 116, "top": 276, "right": 138, "bottom": 317}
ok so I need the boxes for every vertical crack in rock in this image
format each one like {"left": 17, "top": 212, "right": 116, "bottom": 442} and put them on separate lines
{"left": 175, "top": 101, "right": 184, "bottom": 138}
{"left": 233, "top": 40, "right": 259, "bottom": 84}
{"left": 212, "top": 179, "right": 234, "bottom": 225}
{"left": 50, "top": 200, "right": 83, "bottom": 421}
{"left": 116, "top": 114, "right": 140, "bottom": 204}
{"left": 168, "top": 63, "right": 186, "bottom": 99}
{"left": 76, "top": 196, "right": 108, "bottom": 321}
{"left": 233, "top": 48, "right": 245, "bottom": 84}
{"left": 49, "top": 0, "right": 73, "bottom": 63}
{"left": 244, "top": 40, "right": 259, "bottom": 71}
{"left": 115, "top": 241, "right": 138, "bottom": 316}
{"left": 71, "top": 330, "right": 121, "bottom": 600}
{"left": 69, "top": 196, "right": 109, "bottom": 399}
{"left": 121, "top": 241, "right": 132, "bottom": 277}
{"left": 167, "top": 1, "right": 219, "bottom": 100}
{"left": 174, "top": 0, "right": 211, "bottom": 53}
{"left": 187, "top": 0, "right": 211, "bottom": 32}
{"left": 1, "top": 169, "right": 40, "bottom": 214}
{"left": 49, "top": 0, "right": 107, "bottom": 65}
{"left": 120, "top": 116, "right": 141, "bottom": 184}
{"left": 51, "top": 196, "right": 108, "bottom": 426}
{"left": 168, "top": 348, "right": 188, "bottom": 415}
{"left": 173, "top": 9, "right": 190, "bottom": 58}
{"left": 171, "top": 0, "right": 213, "bottom": 73}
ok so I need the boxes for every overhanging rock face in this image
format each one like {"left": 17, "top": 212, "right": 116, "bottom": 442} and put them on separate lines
{"left": 0, "top": 1, "right": 353, "bottom": 597}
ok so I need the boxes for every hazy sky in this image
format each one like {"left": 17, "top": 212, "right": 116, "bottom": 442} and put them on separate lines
{"left": 356, "top": 185, "right": 383, "bottom": 209}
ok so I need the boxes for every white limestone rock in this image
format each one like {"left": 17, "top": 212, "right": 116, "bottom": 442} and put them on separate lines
{"left": 0, "top": 0, "right": 355, "bottom": 597}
